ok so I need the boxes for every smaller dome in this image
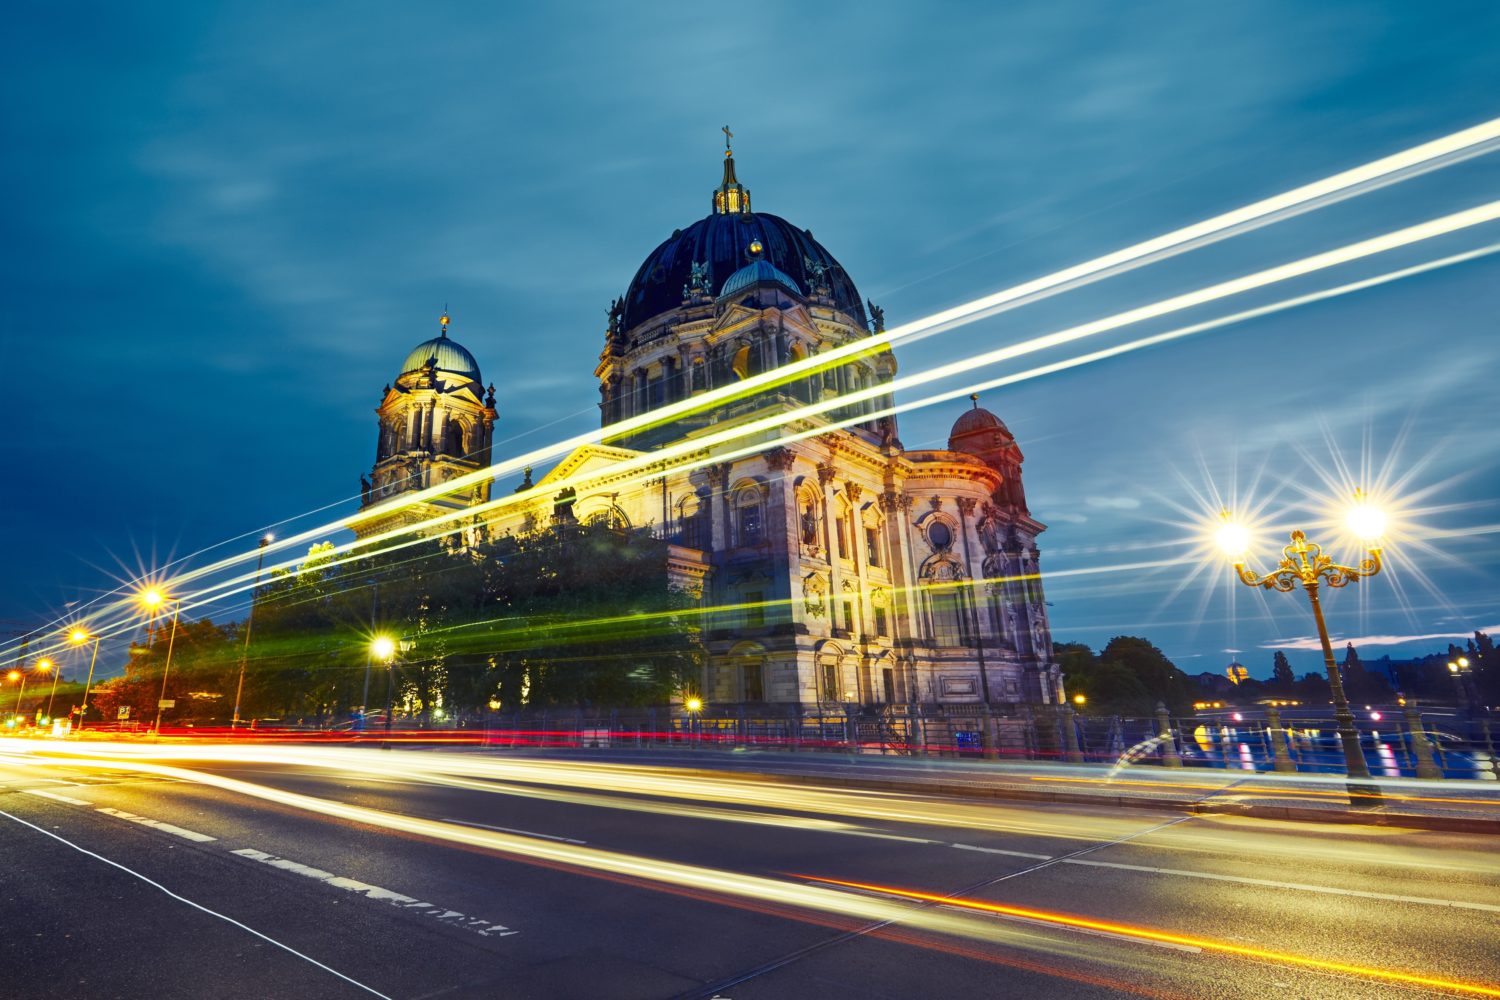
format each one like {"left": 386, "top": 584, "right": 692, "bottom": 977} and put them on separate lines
{"left": 950, "top": 404, "right": 1009, "bottom": 439}
{"left": 401, "top": 335, "right": 481, "bottom": 383}
{"left": 718, "top": 258, "right": 802, "bottom": 301}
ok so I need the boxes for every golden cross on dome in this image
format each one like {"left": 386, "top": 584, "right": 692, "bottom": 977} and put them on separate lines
{"left": 440, "top": 303, "right": 450, "bottom": 337}
{"left": 722, "top": 125, "right": 733, "bottom": 155}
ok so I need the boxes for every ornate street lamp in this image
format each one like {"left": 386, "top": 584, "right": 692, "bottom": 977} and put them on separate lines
{"left": 1216, "top": 494, "right": 1385, "bottom": 785}
{"left": 142, "top": 587, "right": 182, "bottom": 736}
{"left": 69, "top": 628, "right": 103, "bottom": 731}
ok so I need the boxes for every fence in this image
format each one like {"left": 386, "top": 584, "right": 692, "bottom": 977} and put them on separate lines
{"left": 469, "top": 704, "right": 1498, "bottom": 780}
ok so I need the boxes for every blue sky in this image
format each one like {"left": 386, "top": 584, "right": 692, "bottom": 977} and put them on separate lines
{"left": 3, "top": 1, "right": 1498, "bottom": 679}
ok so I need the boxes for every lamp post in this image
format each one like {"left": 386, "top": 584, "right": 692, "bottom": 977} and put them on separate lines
{"left": 70, "top": 628, "right": 102, "bottom": 731}
{"left": 40, "top": 657, "right": 60, "bottom": 723}
{"left": 1447, "top": 657, "right": 1477, "bottom": 708}
{"left": 684, "top": 694, "right": 703, "bottom": 746}
{"left": 1216, "top": 496, "right": 1384, "bottom": 787}
{"left": 232, "top": 534, "right": 273, "bottom": 730}
{"left": 142, "top": 588, "right": 182, "bottom": 736}
{"left": 9, "top": 667, "right": 31, "bottom": 722}
{"left": 372, "top": 635, "right": 410, "bottom": 749}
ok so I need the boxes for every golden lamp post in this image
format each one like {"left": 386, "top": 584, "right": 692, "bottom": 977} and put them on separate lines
{"left": 142, "top": 587, "right": 182, "bottom": 735}
{"left": 70, "top": 627, "right": 103, "bottom": 731}
{"left": 1215, "top": 493, "right": 1386, "bottom": 784}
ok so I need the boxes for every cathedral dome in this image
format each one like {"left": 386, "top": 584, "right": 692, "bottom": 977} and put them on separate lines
{"left": 620, "top": 212, "right": 866, "bottom": 332}
{"left": 400, "top": 333, "right": 481, "bottom": 384}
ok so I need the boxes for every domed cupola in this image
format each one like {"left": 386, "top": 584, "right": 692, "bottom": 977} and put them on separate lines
{"left": 949, "top": 394, "right": 1028, "bottom": 513}
{"left": 718, "top": 255, "right": 803, "bottom": 302}
{"left": 400, "top": 317, "right": 482, "bottom": 386}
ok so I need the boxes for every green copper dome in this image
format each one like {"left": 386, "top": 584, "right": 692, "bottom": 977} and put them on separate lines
{"left": 401, "top": 334, "right": 481, "bottom": 383}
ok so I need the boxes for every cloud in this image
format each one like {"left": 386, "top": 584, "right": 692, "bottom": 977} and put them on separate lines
{"left": 1086, "top": 497, "right": 1141, "bottom": 510}
{"left": 1263, "top": 625, "right": 1500, "bottom": 651}
{"left": 1047, "top": 512, "right": 1089, "bottom": 524}
{"left": 1222, "top": 648, "right": 1242, "bottom": 654}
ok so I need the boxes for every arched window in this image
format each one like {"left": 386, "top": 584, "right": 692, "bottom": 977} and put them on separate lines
{"left": 585, "top": 505, "right": 630, "bottom": 531}
{"left": 731, "top": 343, "right": 752, "bottom": 380}
{"left": 929, "top": 587, "right": 969, "bottom": 647}
{"left": 443, "top": 420, "right": 465, "bottom": 457}
{"left": 678, "top": 494, "right": 707, "bottom": 550}
{"left": 734, "top": 485, "right": 764, "bottom": 547}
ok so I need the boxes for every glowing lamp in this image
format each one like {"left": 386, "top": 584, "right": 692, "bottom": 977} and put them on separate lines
{"left": 1214, "top": 512, "right": 1251, "bottom": 561}
{"left": 371, "top": 635, "right": 397, "bottom": 661}
{"left": 6, "top": 670, "right": 19, "bottom": 682}
{"left": 1344, "top": 492, "right": 1387, "bottom": 542}
{"left": 69, "top": 629, "right": 89, "bottom": 645}
{"left": 1073, "top": 694, "right": 1086, "bottom": 706}
{"left": 36, "top": 658, "right": 53, "bottom": 672}
{"left": 684, "top": 696, "right": 703, "bottom": 713}
{"left": 141, "top": 588, "right": 165, "bottom": 609}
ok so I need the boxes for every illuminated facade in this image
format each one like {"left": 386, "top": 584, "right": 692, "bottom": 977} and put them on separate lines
{"left": 357, "top": 144, "right": 1062, "bottom": 710}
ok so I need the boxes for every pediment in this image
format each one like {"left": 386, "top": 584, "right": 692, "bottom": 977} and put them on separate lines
{"left": 534, "top": 443, "right": 646, "bottom": 488}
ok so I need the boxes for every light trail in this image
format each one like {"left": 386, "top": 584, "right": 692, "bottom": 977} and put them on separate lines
{"left": 803, "top": 876, "right": 1500, "bottom": 997}
{"left": 107, "top": 210, "right": 1500, "bottom": 636}
{"left": 16, "top": 115, "right": 1498, "bottom": 656}
{"left": 9, "top": 742, "right": 1498, "bottom": 994}
{"left": 16, "top": 228, "right": 1499, "bottom": 669}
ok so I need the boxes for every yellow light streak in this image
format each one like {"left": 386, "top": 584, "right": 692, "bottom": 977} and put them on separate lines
{"left": 15, "top": 236, "right": 1497, "bottom": 667}
{"left": 27, "top": 115, "right": 1497, "bottom": 642}
{"left": 804, "top": 876, "right": 1500, "bottom": 997}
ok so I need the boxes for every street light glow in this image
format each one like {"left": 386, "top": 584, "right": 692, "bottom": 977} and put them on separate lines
{"left": 35, "top": 658, "right": 53, "bottom": 673}
{"left": 1344, "top": 491, "right": 1388, "bottom": 542}
{"left": 140, "top": 587, "right": 165, "bottom": 609}
{"left": 1214, "top": 512, "right": 1251, "bottom": 561}
{"left": 371, "top": 635, "right": 396, "bottom": 661}
{"left": 684, "top": 696, "right": 703, "bottom": 713}
{"left": 69, "top": 629, "right": 89, "bottom": 645}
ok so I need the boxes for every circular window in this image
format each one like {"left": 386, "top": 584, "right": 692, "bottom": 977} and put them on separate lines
{"left": 927, "top": 521, "right": 952, "bottom": 550}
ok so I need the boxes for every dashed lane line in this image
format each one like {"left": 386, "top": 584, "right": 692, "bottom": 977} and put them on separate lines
{"left": 95, "top": 806, "right": 217, "bottom": 843}
{"left": 231, "top": 848, "right": 518, "bottom": 939}
{"left": 950, "top": 843, "right": 1052, "bottom": 860}
{"left": 0, "top": 808, "right": 392, "bottom": 999}
{"left": 21, "top": 788, "right": 91, "bottom": 806}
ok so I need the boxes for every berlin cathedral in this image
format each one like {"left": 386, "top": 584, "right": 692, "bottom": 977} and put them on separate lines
{"left": 353, "top": 138, "right": 1064, "bottom": 711}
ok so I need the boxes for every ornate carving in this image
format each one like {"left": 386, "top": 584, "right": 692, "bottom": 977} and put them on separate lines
{"left": 684, "top": 259, "right": 710, "bottom": 299}
{"left": 606, "top": 297, "right": 624, "bottom": 339}
{"left": 927, "top": 496, "right": 944, "bottom": 511}
{"left": 898, "top": 495, "right": 916, "bottom": 513}
{"left": 956, "top": 496, "right": 978, "bottom": 516}
{"left": 799, "top": 498, "right": 820, "bottom": 547}
{"left": 869, "top": 587, "right": 889, "bottom": 608}
{"left": 867, "top": 300, "right": 885, "bottom": 333}
{"left": 878, "top": 490, "right": 902, "bottom": 513}
{"left": 803, "top": 573, "right": 829, "bottom": 619}
{"left": 804, "top": 256, "right": 831, "bottom": 296}
{"left": 816, "top": 463, "right": 837, "bottom": 487}
{"left": 706, "top": 463, "right": 732, "bottom": 490}
{"left": 844, "top": 481, "right": 863, "bottom": 503}
{"left": 764, "top": 446, "right": 796, "bottom": 472}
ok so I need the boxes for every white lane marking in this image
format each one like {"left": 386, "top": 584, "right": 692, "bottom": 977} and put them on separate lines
{"left": 22, "top": 788, "right": 91, "bottom": 806}
{"left": 0, "top": 808, "right": 392, "bottom": 999}
{"left": 951, "top": 843, "right": 1052, "bottom": 860}
{"left": 1060, "top": 858, "right": 1500, "bottom": 913}
{"left": 232, "top": 848, "right": 518, "bottom": 938}
{"left": 95, "top": 807, "right": 217, "bottom": 843}
{"left": 441, "top": 817, "right": 587, "bottom": 845}
{"left": 829, "top": 829, "right": 942, "bottom": 845}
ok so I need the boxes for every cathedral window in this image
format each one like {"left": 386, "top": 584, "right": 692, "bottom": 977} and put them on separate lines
{"left": 865, "top": 526, "right": 881, "bottom": 567}
{"left": 874, "top": 604, "right": 889, "bottom": 636}
{"left": 443, "top": 421, "right": 465, "bottom": 457}
{"left": 821, "top": 661, "right": 840, "bottom": 702}
{"left": 734, "top": 487, "right": 764, "bottom": 546}
{"left": 929, "top": 587, "right": 971, "bottom": 647}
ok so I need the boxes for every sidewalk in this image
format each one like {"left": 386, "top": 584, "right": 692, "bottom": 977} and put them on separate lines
{"left": 498, "top": 746, "right": 1500, "bottom": 835}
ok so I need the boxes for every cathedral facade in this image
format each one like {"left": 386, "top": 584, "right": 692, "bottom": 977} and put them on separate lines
{"left": 353, "top": 143, "right": 1063, "bottom": 711}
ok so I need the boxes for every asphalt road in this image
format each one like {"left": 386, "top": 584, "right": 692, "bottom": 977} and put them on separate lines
{"left": 2, "top": 741, "right": 1498, "bottom": 999}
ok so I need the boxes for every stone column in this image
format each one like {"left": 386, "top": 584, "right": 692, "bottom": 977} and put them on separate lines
{"left": 1265, "top": 705, "right": 1296, "bottom": 773}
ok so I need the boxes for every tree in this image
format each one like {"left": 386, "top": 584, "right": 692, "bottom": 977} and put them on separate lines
{"left": 1271, "top": 650, "right": 1295, "bottom": 691}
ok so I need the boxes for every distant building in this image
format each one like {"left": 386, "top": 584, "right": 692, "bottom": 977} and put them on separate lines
{"left": 353, "top": 140, "right": 1062, "bottom": 711}
{"left": 1226, "top": 662, "right": 1249, "bottom": 685}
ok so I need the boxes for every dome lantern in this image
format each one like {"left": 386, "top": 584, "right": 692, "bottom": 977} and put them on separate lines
{"left": 712, "top": 125, "right": 751, "bottom": 215}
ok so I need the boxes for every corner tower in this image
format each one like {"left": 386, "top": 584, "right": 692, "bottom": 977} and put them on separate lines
{"left": 353, "top": 314, "right": 497, "bottom": 539}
